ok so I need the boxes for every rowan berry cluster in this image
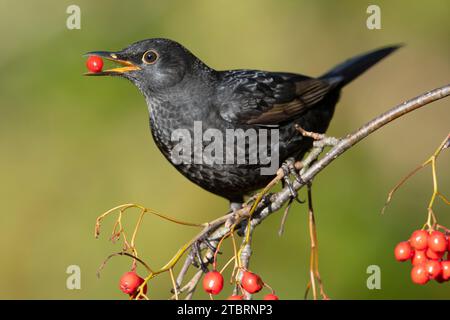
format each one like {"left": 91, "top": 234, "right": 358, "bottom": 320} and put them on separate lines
{"left": 395, "top": 229, "right": 450, "bottom": 284}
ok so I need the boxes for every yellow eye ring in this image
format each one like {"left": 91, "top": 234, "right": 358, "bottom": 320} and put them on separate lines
{"left": 142, "top": 50, "right": 159, "bottom": 64}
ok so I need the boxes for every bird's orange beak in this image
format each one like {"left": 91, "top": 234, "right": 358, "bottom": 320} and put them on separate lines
{"left": 83, "top": 51, "right": 140, "bottom": 76}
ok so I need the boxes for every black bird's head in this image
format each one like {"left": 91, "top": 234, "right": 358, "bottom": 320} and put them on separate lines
{"left": 85, "top": 38, "right": 206, "bottom": 92}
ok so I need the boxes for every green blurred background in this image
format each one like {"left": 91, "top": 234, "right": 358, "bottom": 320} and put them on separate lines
{"left": 0, "top": 0, "right": 448, "bottom": 299}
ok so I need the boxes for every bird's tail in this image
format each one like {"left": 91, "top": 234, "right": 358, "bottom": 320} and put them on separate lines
{"left": 320, "top": 45, "right": 401, "bottom": 87}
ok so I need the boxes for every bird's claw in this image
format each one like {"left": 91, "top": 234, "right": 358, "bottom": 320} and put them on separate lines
{"left": 281, "top": 158, "right": 305, "bottom": 204}
{"left": 189, "top": 237, "right": 218, "bottom": 272}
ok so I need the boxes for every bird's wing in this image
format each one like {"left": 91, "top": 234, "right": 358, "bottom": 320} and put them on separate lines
{"left": 217, "top": 70, "right": 340, "bottom": 125}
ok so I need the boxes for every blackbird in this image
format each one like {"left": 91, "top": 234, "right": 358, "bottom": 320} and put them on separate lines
{"left": 85, "top": 38, "right": 399, "bottom": 209}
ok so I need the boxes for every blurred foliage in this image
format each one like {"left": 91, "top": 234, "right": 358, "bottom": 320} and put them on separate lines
{"left": 0, "top": 0, "right": 448, "bottom": 299}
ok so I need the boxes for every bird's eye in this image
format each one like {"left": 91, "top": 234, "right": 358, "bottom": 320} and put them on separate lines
{"left": 142, "top": 50, "right": 158, "bottom": 64}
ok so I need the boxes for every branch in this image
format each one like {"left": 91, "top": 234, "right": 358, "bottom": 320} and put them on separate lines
{"left": 265, "top": 84, "right": 450, "bottom": 216}
{"left": 97, "top": 85, "right": 448, "bottom": 299}
{"left": 172, "top": 84, "right": 449, "bottom": 298}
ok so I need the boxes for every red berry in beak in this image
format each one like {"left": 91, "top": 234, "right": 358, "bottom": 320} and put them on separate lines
{"left": 86, "top": 55, "right": 104, "bottom": 73}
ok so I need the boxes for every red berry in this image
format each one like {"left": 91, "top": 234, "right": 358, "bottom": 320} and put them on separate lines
{"left": 203, "top": 271, "right": 224, "bottom": 295}
{"left": 428, "top": 231, "right": 447, "bottom": 252}
{"left": 86, "top": 55, "right": 103, "bottom": 73}
{"left": 263, "top": 293, "right": 279, "bottom": 300}
{"left": 441, "top": 261, "right": 450, "bottom": 280}
{"left": 227, "top": 295, "right": 244, "bottom": 300}
{"left": 411, "top": 264, "right": 429, "bottom": 285}
{"left": 241, "top": 271, "right": 264, "bottom": 294}
{"left": 426, "top": 248, "right": 444, "bottom": 260}
{"left": 411, "top": 250, "right": 428, "bottom": 266}
{"left": 425, "top": 260, "right": 442, "bottom": 280}
{"left": 409, "top": 230, "right": 429, "bottom": 250}
{"left": 394, "top": 241, "right": 413, "bottom": 261}
{"left": 119, "top": 272, "right": 147, "bottom": 295}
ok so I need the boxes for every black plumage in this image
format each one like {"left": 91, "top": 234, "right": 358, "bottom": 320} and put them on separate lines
{"left": 86, "top": 39, "right": 399, "bottom": 205}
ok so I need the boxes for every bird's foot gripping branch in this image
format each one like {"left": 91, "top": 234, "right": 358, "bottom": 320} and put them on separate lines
{"left": 95, "top": 85, "right": 449, "bottom": 299}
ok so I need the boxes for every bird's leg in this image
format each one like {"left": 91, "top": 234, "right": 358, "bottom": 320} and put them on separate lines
{"left": 281, "top": 172, "right": 295, "bottom": 197}
{"left": 230, "top": 202, "right": 243, "bottom": 213}
{"left": 283, "top": 157, "right": 306, "bottom": 185}
{"left": 225, "top": 201, "right": 243, "bottom": 229}
{"left": 189, "top": 237, "right": 217, "bottom": 272}
{"left": 228, "top": 201, "right": 247, "bottom": 237}
{"left": 276, "top": 158, "right": 306, "bottom": 235}
{"left": 281, "top": 158, "right": 305, "bottom": 203}
{"left": 202, "top": 237, "right": 219, "bottom": 253}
